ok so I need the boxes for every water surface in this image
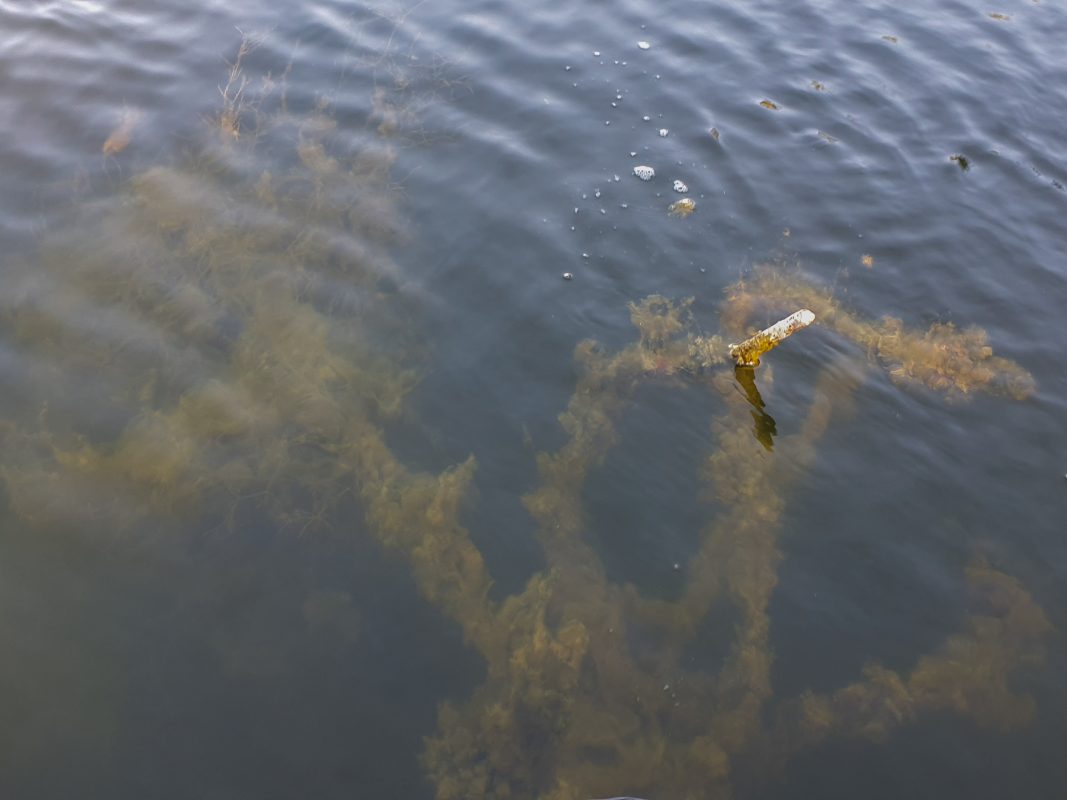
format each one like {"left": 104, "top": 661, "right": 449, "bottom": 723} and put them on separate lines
{"left": 1, "top": 0, "right": 1065, "bottom": 798}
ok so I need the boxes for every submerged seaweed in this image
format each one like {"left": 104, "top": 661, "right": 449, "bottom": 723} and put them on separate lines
{"left": 0, "top": 40, "right": 1051, "bottom": 800}
{"left": 723, "top": 266, "right": 1036, "bottom": 401}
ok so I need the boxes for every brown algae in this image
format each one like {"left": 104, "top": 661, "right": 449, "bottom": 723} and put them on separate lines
{"left": 722, "top": 266, "right": 1035, "bottom": 400}
{"left": 0, "top": 40, "right": 1052, "bottom": 800}
{"left": 102, "top": 108, "right": 144, "bottom": 155}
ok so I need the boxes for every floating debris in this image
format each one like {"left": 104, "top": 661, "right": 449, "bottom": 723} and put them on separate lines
{"left": 989, "top": 12, "right": 1011, "bottom": 20}
{"left": 811, "top": 80, "right": 826, "bottom": 91}
{"left": 950, "top": 154, "right": 970, "bottom": 170}
{"left": 668, "top": 197, "right": 696, "bottom": 216}
{"left": 861, "top": 254, "right": 874, "bottom": 268}
{"left": 562, "top": 272, "right": 573, "bottom": 280}
{"left": 817, "top": 130, "right": 838, "bottom": 143}
{"left": 709, "top": 127, "right": 720, "bottom": 142}
{"left": 638, "top": 41, "right": 651, "bottom": 50}
{"left": 729, "top": 309, "right": 816, "bottom": 367}
{"left": 658, "top": 128, "right": 669, "bottom": 137}
{"left": 672, "top": 179, "right": 689, "bottom": 193}
{"left": 759, "top": 99, "right": 780, "bottom": 110}
{"left": 882, "top": 34, "right": 899, "bottom": 43}
{"left": 633, "top": 165, "right": 655, "bottom": 181}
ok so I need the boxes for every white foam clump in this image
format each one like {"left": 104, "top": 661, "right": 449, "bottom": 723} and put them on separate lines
{"left": 633, "top": 165, "right": 655, "bottom": 181}
{"left": 638, "top": 41, "right": 651, "bottom": 50}
{"left": 673, "top": 179, "right": 688, "bottom": 193}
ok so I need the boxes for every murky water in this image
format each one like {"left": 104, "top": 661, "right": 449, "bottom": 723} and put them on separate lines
{"left": 1, "top": 0, "right": 1065, "bottom": 798}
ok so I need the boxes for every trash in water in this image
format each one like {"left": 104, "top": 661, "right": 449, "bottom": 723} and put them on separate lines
{"left": 668, "top": 197, "right": 696, "bottom": 216}
{"left": 638, "top": 41, "right": 651, "bottom": 50}
{"left": 633, "top": 165, "right": 655, "bottom": 181}
{"left": 673, "top": 179, "right": 689, "bottom": 193}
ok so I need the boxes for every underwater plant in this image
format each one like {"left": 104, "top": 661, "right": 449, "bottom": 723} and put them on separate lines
{"left": 0, "top": 40, "right": 1049, "bottom": 800}
{"left": 414, "top": 295, "right": 1046, "bottom": 800}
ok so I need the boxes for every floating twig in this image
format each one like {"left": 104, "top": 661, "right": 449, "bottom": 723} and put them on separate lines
{"left": 729, "top": 309, "right": 815, "bottom": 366}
